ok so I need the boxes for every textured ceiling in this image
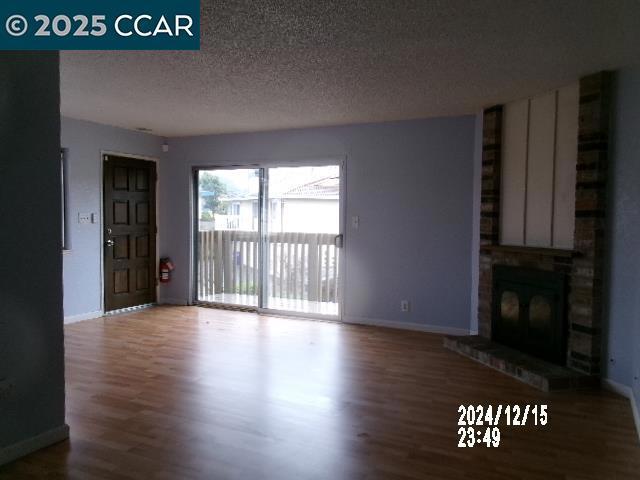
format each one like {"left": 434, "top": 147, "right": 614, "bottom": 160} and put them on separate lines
{"left": 61, "top": 0, "right": 640, "bottom": 137}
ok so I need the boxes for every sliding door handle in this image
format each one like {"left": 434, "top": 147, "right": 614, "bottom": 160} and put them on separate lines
{"left": 334, "top": 234, "right": 344, "bottom": 248}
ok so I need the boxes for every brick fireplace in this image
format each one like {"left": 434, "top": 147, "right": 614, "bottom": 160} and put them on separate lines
{"left": 445, "top": 72, "right": 611, "bottom": 390}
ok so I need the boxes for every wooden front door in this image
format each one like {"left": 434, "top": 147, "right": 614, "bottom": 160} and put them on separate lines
{"left": 103, "top": 155, "right": 157, "bottom": 311}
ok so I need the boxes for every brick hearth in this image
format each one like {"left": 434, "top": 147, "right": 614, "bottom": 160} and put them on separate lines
{"left": 444, "top": 335, "right": 596, "bottom": 391}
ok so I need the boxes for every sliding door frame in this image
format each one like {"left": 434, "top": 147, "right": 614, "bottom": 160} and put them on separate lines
{"left": 191, "top": 157, "right": 346, "bottom": 321}
{"left": 191, "top": 165, "right": 263, "bottom": 310}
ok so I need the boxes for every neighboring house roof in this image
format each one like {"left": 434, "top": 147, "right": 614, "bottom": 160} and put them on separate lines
{"left": 281, "top": 176, "right": 339, "bottom": 199}
{"left": 213, "top": 176, "right": 339, "bottom": 202}
{"left": 201, "top": 190, "right": 256, "bottom": 201}
{"left": 217, "top": 194, "right": 258, "bottom": 202}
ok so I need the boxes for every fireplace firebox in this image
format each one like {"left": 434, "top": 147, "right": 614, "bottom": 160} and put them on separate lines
{"left": 492, "top": 265, "right": 568, "bottom": 365}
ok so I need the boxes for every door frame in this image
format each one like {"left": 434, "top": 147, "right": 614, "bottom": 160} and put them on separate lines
{"left": 190, "top": 164, "right": 262, "bottom": 312}
{"left": 191, "top": 156, "right": 347, "bottom": 321}
{"left": 100, "top": 150, "right": 160, "bottom": 314}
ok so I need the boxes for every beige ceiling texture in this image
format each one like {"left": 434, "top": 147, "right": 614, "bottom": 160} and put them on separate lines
{"left": 60, "top": 0, "right": 640, "bottom": 137}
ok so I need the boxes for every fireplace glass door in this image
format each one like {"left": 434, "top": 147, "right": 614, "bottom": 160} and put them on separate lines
{"left": 492, "top": 266, "right": 567, "bottom": 365}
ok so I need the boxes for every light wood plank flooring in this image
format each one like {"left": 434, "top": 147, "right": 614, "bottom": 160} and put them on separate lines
{"left": 1, "top": 306, "right": 639, "bottom": 479}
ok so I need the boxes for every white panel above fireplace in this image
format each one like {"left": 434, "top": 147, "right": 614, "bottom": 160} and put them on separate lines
{"left": 501, "top": 100, "right": 528, "bottom": 245}
{"left": 500, "top": 82, "right": 578, "bottom": 249}
{"left": 553, "top": 84, "right": 579, "bottom": 248}
{"left": 526, "top": 92, "right": 557, "bottom": 246}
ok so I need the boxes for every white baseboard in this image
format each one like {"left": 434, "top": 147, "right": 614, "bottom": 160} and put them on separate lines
{"left": 343, "top": 315, "right": 470, "bottom": 336}
{"left": 64, "top": 310, "right": 103, "bottom": 325}
{"left": 602, "top": 377, "right": 630, "bottom": 396}
{"left": 160, "top": 298, "right": 189, "bottom": 306}
{"left": 602, "top": 378, "right": 640, "bottom": 443}
{"left": 0, "top": 424, "right": 69, "bottom": 466}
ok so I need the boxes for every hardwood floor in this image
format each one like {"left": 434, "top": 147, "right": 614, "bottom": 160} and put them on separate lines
{"left": 1, "top": 306, "right": 639, "bottom": 479}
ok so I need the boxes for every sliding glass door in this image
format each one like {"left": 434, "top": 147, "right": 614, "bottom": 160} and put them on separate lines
{"left": 194, "top": 164, "right": 342, "bottom": 317}
{"left": 264, "top": 166, "right": 341, "bottom": 315}
{"left": 195, "top": 168, "right": 260, "bottom": 307}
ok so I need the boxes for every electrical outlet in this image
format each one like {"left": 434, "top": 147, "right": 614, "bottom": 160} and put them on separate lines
{"left": 400, "top": 300, "right": 410, "bottom": 312}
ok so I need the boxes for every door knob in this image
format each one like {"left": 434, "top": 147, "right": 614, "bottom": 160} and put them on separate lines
{"left": 106, "top": 239, "right": 115, "bottom": 247}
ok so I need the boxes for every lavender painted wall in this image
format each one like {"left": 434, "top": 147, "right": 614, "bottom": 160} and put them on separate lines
{"left": 61, "top": 118, "right": 162, "bottom": 319}
{"left": 469, "top": 112, "right": 483, "bottom": 334}
{"left": 159, "top": 116, "right": 476, "bottom": 332}
{"left": 605, "top": 65, "right": 640, "bottom": 413}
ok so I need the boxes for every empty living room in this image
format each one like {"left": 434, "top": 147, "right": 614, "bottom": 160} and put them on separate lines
{"left": 2, "top": 1, "right": 640, "bottom": 478}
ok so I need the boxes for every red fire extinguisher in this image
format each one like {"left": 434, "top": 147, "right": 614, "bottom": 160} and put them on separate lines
{"left": 159, "top": 257, "right": 175, "bottom": 283}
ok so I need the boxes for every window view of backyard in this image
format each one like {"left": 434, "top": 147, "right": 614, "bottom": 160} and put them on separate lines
{"left": 196, "top": 165, "right": 340, "bottom": 316}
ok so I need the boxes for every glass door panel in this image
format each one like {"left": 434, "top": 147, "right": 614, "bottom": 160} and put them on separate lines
{"left": 196, "top": 168, "right": 260, "bottom": 307}
{"left": 264, "top": 165, "right": 341, "bottom": 316}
